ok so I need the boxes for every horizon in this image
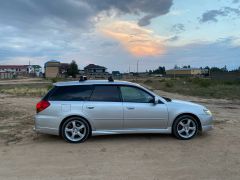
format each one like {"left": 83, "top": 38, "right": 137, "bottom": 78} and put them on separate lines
{"left": 0, "top": 0, "right": 240, "bottom": 72}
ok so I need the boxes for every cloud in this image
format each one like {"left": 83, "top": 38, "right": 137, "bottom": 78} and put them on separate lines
{"left": 200, "top": 7, "right": 240, "bottom": 23}
{"left": 100, "top": 21, "right": 165, "bottom": 56}
{"left": 0, "top": 0, "right": 173, "bottom": 62}
{"left": 87, "top": 0, "right": 173, "bottom": 26}
{"left": 171, "top": 24, "right": 185, "bottom": 33}
{"left": 232, "top": 0, "right": 239, "bottom": 3}
{"left": 0, "top": 0, "right": 173, "bottom": 29}
{"left": 166, "top": 36, "right": 179, "bottom": 42}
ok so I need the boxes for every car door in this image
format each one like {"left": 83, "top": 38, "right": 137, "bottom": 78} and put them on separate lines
{"left": 120, "top": 85, "right": 168, "bottom": 129}
{"left": 83, "top": 85, "right": 123, "bottom": 130}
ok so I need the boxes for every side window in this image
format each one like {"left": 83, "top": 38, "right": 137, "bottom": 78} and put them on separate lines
{"left": 49, "top": 85, "right": 93, "bottom": 101}
{"left": 90, "top": 85, "right": 121, "bottom": 102}
{"left": 120, "top": 86, "right": 153, "bottom": 103}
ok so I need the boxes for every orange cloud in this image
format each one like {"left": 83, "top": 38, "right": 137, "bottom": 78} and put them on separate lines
{"left": 100, "top": 21, "right": 165, "bottom": 56}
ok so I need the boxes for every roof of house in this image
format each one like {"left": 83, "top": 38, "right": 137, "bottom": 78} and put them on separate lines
{"left": 44, "top": 60, "right": 60, "bottom": 68}
{"left": 167, "top": 68, "right": 202, "bottom": 71}
{"left": 84, "top": 64, "right": 106, "bottom": 69}
{"left": 0, "top": 65, "right": 29, "bottom": 69}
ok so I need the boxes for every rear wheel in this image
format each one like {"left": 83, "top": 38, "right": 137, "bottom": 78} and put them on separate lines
{"left": 62, "top": 117, "right": 90, "bottom": 143}
{"left": 173, "top": 115, "right": 198, "bottom": 140}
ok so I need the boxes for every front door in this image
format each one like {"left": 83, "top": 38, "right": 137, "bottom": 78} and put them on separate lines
{"left": 119, "top": 86, "right": 168, "bottom": 129}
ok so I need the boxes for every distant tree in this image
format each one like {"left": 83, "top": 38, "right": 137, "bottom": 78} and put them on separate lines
{"left": 210, "top": 66, "right": 229, "bottom": 73}
{"left": 151, "top": 66, "right": 166, "bottom": 75}
{"left": 221, "top": 65, "right": 228, "bottom": 72}
{"left": 204, "top": 66, "right": 210, "bottom": 70}
{"left": 67, "top": 60, "right": 79, "bottom": 78}
{"left": 174, "top": 65, "right": 180, "bottom": 69}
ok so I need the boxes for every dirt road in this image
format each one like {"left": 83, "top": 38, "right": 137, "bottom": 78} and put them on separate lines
{"left": 0, "top": 91, "right": 240, "bottom": 180}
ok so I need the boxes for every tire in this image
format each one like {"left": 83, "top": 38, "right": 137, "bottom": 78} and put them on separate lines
{"left": 173, "top": 115, "right": 198, "bottom": 140}
{"left": 61, "top": 117, "right": 90, "bottom": 143}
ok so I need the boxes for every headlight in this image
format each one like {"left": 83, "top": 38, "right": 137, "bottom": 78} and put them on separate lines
{"left": 203, "top": 109, "right": 212, "bottom": 116}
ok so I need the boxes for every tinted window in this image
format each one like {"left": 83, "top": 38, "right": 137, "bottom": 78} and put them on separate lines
{"left": 49, "top": 85, "right": 93, "bottom": 101}
{"left": 90, "top": 85, "right": 121, "bottom": 102}
{"left": 42, "top": 86, "right": 57, "bottom": 100}
{"left": 120, "top": 86, "right": 153, "bottom": 103}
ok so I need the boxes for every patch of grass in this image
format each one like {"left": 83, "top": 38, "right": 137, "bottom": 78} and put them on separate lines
{"left": 165, "top": 81, "right": 174, "bottom": 88}
{"left": 0, "top": 87, "right": 48, "bottom": 97}
{"left": 140, "top": 78, "right": 240, "bottom": 100}
{"left": 144, "top": 79, "right": 153, "bottom": 84}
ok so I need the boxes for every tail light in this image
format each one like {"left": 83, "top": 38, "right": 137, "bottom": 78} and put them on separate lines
{"left": 36, "top": 100, "right": 50, "bottom": 113}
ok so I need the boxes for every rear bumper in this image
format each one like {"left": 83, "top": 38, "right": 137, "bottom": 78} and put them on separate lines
{"left": 34, "top": 115, "right": 59, "bottom": 135}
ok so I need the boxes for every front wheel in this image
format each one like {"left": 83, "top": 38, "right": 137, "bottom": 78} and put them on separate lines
{"left": 62, "top": 117, "right": 90, "bottom": 143}
{"left": 173, "top": 115, "right": 198, "bottom": 140}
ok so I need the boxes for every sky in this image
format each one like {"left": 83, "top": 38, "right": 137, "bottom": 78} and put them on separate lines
{"left": 0, "top": 0, "right": 240, "bottom": 72}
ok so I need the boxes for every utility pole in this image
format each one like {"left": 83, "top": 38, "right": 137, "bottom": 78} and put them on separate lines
{"left": 137, "top": 60, "right": 139, "bottom": 74}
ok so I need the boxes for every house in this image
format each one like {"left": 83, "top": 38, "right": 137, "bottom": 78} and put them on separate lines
{"left": 44, "top": 60, "right": 60, "bottom": 78}
{"left": 166, "top": 68, "right": 206, "bottom": 77}
{"left": 0, "top": 65, "right": 29, "bottom": 75}
{"left": 84, "top": 64, "right": 108, "bottom": 78}
{"left": 112, "top": 71, "right": 122, "bottom": 79}
{"left": 0, "top": 71, "right": 14, "bottom": 79}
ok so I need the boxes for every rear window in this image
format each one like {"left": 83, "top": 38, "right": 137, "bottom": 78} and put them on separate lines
{"left": 90, "top": 85, "right": 121, "bottom": 102}
{"left": 48, "top": 85, "right": 93, "bottom": 101}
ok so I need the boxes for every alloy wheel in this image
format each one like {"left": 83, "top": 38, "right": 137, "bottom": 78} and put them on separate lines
{"left": 64, "top": 120, "right": 87, "bottom": 142}
{"left": 177, "top": 118, "right": 197, "bottom": 139}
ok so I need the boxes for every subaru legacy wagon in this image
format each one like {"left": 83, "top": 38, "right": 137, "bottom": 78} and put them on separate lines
{"left": 34, "top": 79, "right": 213, "bottom": 143}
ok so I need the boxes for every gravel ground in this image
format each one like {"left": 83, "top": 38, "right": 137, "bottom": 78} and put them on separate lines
{"left": 0, "top": 90, "right": 240, "bottom": 180}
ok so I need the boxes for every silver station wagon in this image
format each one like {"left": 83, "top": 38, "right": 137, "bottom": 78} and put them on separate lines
{"left": 34, "top": 78, "right": 213, "bottom": 143}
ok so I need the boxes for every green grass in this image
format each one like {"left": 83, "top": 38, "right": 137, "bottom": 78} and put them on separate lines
{"left": 141, "top": 78, "right": 240, "bottom": 100}
{"left": 0, "top": 83, "right": 50, "bottom": 97}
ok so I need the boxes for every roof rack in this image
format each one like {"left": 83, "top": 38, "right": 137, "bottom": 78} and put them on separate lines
{"left": 108, "top": 76, "right": 114, "bottom": 82}
{"left": 79, "top": 76, "right": 87, "bottom": 82}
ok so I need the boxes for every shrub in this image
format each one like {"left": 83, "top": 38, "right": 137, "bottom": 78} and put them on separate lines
{"left": 165, "top": 81, "right": 174, "bottom": 88}
{"left": 144, "top": 79, "right": 153, "bottom": 84}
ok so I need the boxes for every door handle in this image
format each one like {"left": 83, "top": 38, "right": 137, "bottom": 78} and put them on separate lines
{"left": 127, "top": 107, "right": 135, "bottom": 110}
{"left": 86, "top": 106, "right": 95, "bottom": 109}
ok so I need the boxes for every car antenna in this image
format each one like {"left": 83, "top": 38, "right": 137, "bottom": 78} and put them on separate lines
{"left": 79, "top": 76, "right": 87, "bottom": 82}
{"left": 108, "top": 76, "right": 114, "bottom": 82}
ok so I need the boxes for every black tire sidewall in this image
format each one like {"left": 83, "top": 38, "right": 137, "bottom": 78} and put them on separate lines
{"left": 61, "top": 117, "right": 90, "bottom": 143}
{"left": 173, "top": 115, "right": 198, "bottom": 140}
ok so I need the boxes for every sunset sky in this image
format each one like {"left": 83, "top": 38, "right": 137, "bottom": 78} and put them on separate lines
{"left": 0, "top": 0, "right": 240, "bottom": 72}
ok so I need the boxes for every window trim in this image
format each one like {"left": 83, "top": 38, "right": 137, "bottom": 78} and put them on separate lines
{"left": 89, "top": 84, "right": 122, "bottom": 102}
{"left": 47, "top": 85, "right": 94, "bottom": 101}
{"left": 118, "top": 85, "right": 155, "bottom": 104}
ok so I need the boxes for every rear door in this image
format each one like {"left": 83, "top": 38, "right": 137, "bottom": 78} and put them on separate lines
{"left": 120, "top": 85, "right": 168, "bottom": 129}
{"left": 83, "top": 85, "right": 123, "bottom": 130}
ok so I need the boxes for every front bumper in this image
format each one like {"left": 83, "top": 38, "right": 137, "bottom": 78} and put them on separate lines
{"left": 202, "top": 125, "right": 213, "bottom": 132}
{"left": 198, "top": 114, "right": 213, "bottom": 132}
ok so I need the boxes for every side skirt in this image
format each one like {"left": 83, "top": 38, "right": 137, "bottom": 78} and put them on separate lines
{"left": 92, "top": 128, "right": 172, "bottom": 136}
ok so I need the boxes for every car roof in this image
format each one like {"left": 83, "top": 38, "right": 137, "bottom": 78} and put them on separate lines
{"left": 53, "top": 80, "right": 138, "bottom": 87}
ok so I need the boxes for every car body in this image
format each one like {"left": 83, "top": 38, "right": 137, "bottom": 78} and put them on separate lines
{"left": 34, "top": 79, "right": 213, "bottom": 143}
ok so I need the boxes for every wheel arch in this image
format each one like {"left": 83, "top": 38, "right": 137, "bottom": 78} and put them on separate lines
{"left": 59, "top": 115, "right": 92, "bottom": 137}
{"left": 172, "top": 113, "right": 202, "bottom": 132}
